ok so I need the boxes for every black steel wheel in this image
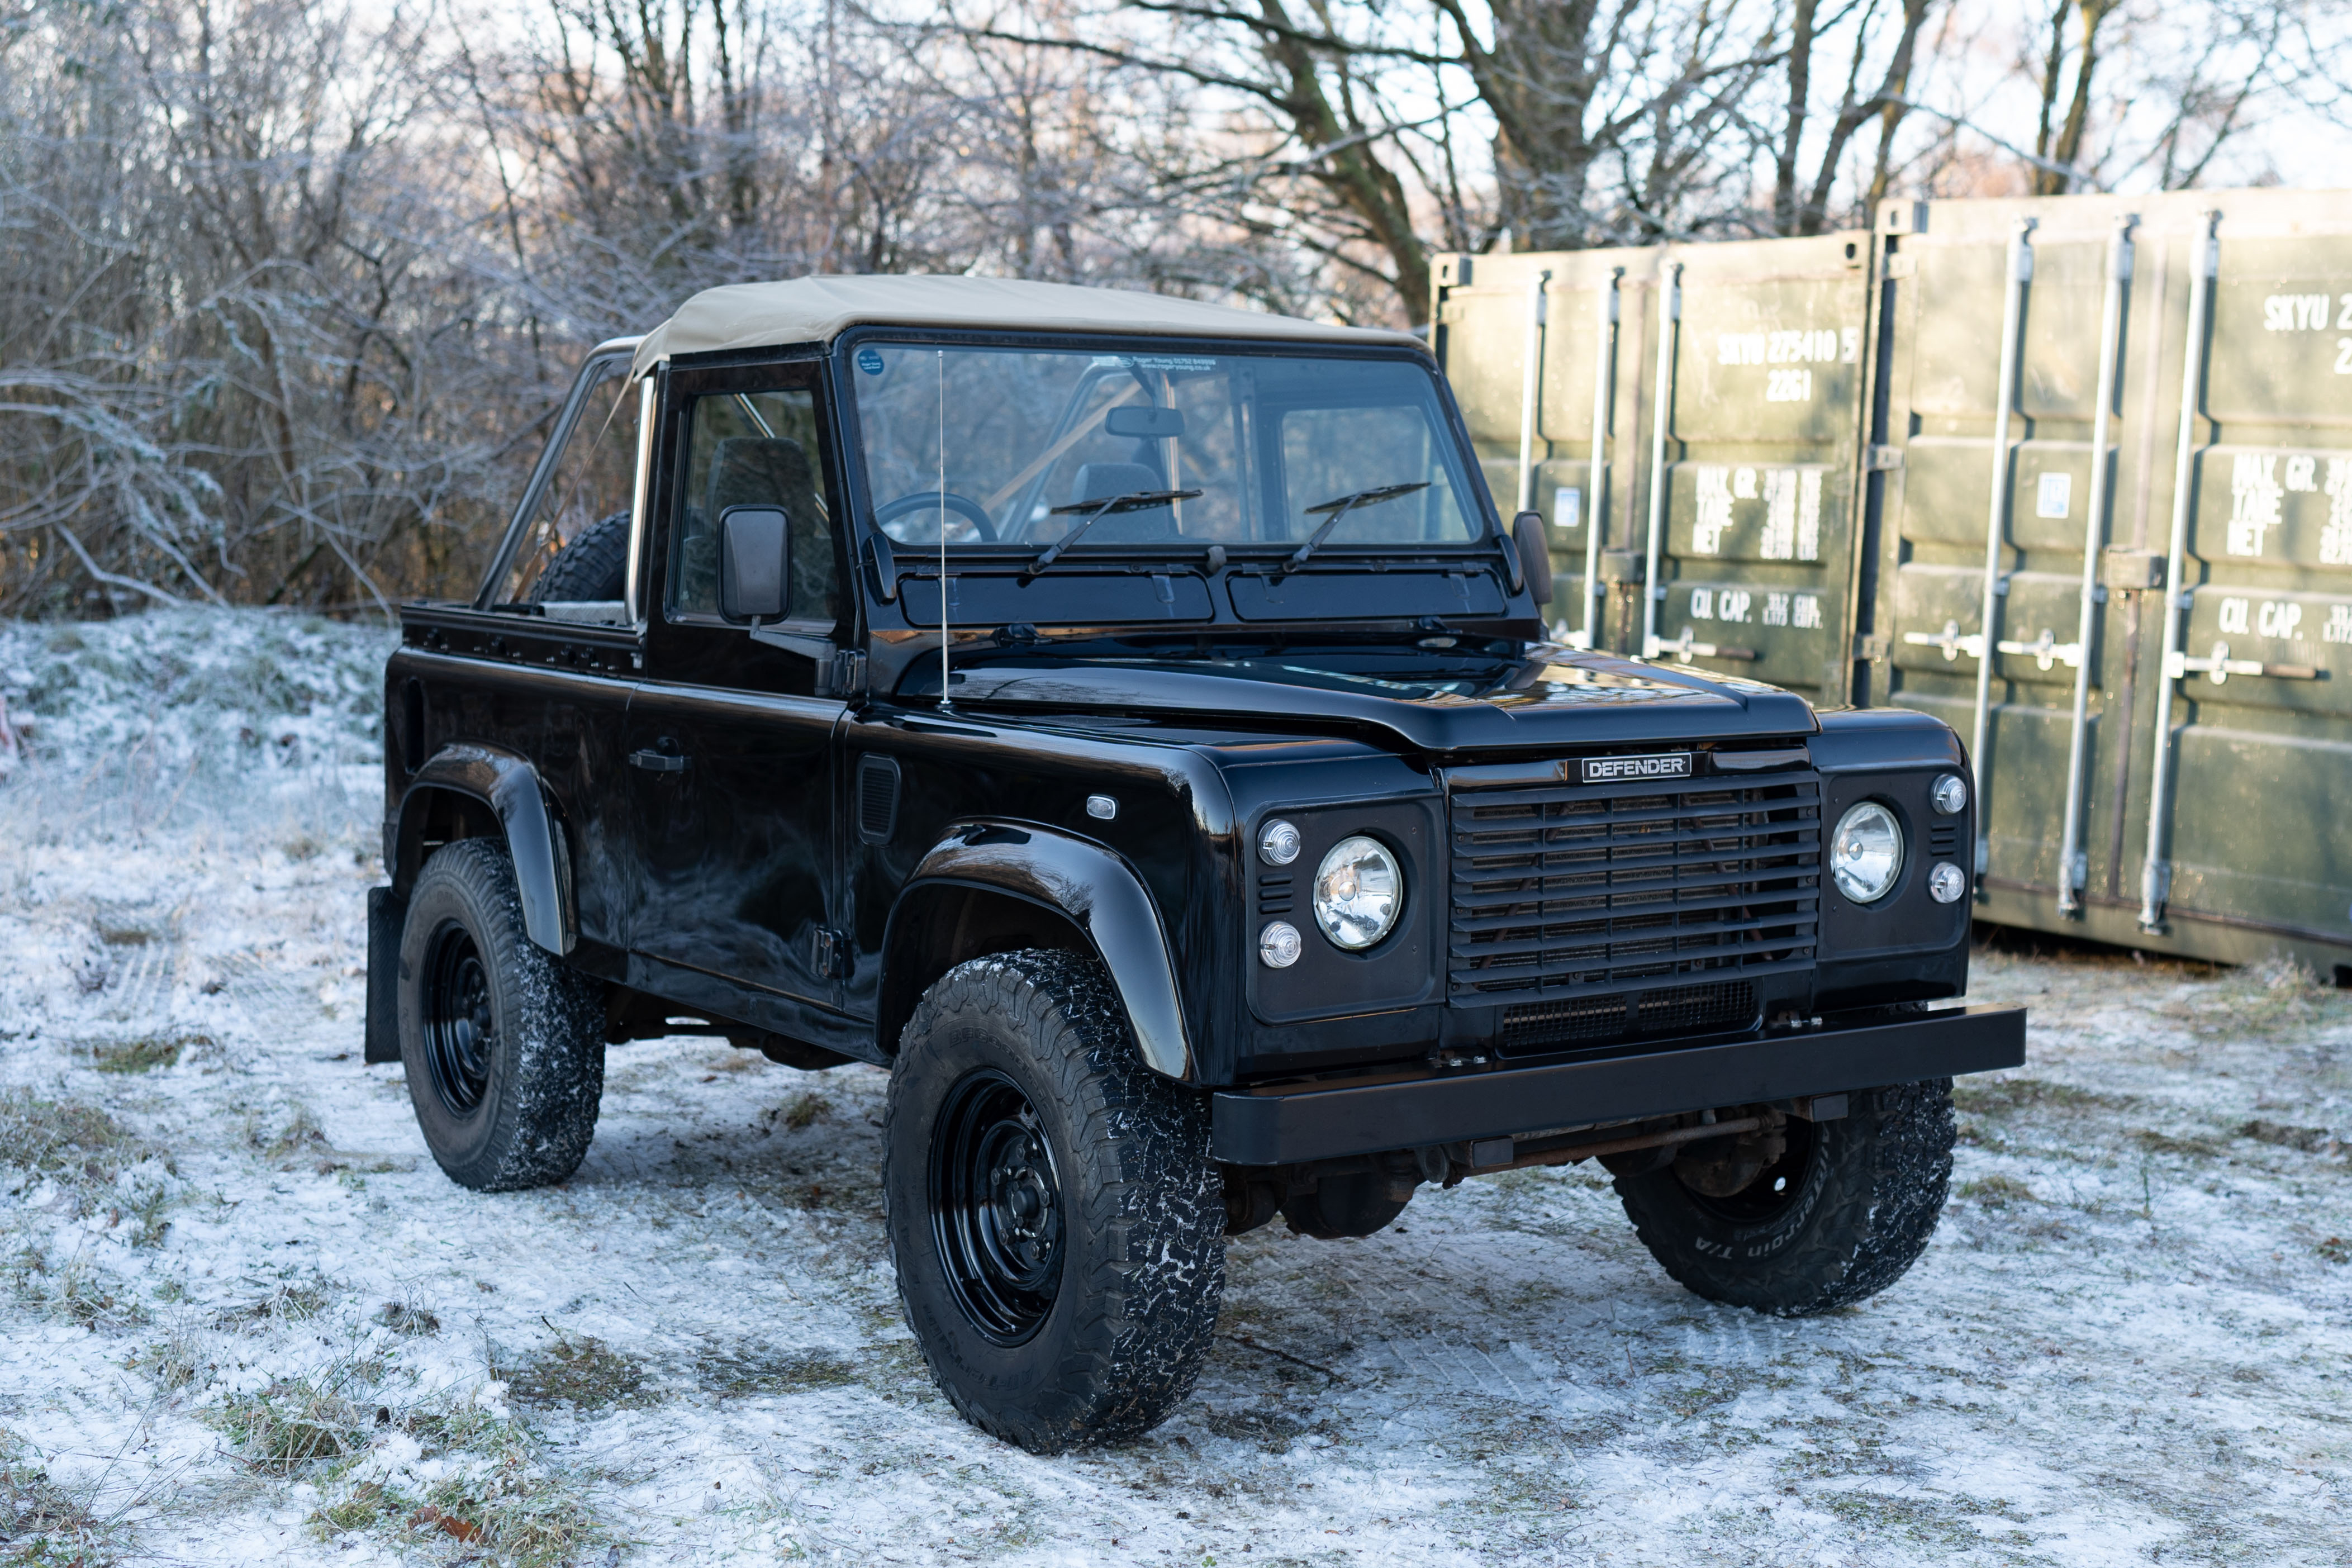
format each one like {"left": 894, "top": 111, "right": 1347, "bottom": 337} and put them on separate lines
{"left": 885, "top": 949, "right": 1224, "bottom": 1454}
{"left": 1614, "top": 1080, "right": 1955, "bottom": 1317}
{"left": 930, "top": 1069, "right": 1065, "bottom": 1344}
{"left": 397, "top": 839, "right": 606, "bottom": 1191}
{"left": 419, "top": 921, "right": 496, "bottom": 1117}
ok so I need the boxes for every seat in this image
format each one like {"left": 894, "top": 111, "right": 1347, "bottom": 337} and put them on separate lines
{"left": 678, "top": 436, "right": 835, "bottom": 617}
{"left": 1065, "top": 460, "right": 1175, "bottom": 543}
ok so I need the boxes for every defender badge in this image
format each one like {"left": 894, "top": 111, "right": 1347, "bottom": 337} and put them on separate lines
{"left": 1581, "top": 752, "right": 1694, "bottom": 783}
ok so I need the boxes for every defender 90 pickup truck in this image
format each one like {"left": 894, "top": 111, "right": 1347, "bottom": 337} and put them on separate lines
{"left": 364, "top": 275, "right": 2025, "bottom": 1454}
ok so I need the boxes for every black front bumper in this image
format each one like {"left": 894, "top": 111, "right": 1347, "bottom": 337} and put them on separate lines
{"left": 1209, "top": 1003, "right": 2025, "bottom": 1165}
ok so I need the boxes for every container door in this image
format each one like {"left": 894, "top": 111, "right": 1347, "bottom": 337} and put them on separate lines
{"left": 1638, "top": 234, "right": 1875, "bottom": 706}
{"left": 1869, "top": 198, "right": 2151, "bottom": 906}
{"left": 2141, "top": 201, "right": 2352, "bottom": 963}
{"left": 1433, "top": 247, "right": 1660, "bottom": 649}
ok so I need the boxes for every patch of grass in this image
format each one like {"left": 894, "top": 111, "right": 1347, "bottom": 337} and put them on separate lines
{"left": 88, "top": 1033, "right": 207, "bottom": 1075}
{"left": 215, "top": 1374, "right": 373, "bottom": 1474}
{"left": 695, "top": 1343, "right": 859, "bottom": 1398}
{"left": 308, "top": 1479, "right": 416, "bottom": 1539}
{"left": 251, "top": 1104, "right": 332, "bottom": 1166}
{"left": 2158, "top": 955, "right": 2352, "bottom": 1040}
{"left": 2316, "top": 1237, "right": 2349, "bottom": 1265}
{"left": 2240, "top": 1120, "right": 2340, "bottom": 1154}
{"left": 421, "top": 1463, "right": 606, "bottom": 1568}
{"left": 1956, "top": 1175, "right": 2036, "bottom": 1208}
{"left": 6, "top": 1242, "right": 148, "bottom": 1334}
{"left": 1, "top": 1434, "right": 114, "bottom": 1567}
{"left": 215, "top": 1279, "right": 330, "bottom": 1327}
{"left": 373, "top": 1301, "right": 440, "bottom": 1337}
{"left": 504, "top": 1335, "right": 654, "bottom": 1412}
{"left": 778, "top": 1092, "right": 829, "bottom": 1131}
{"left": 1952, "top": 1078, "right": 2127, "bottom": 1118}
{"left": 0, "top": 1088, "right": 153, "bottom": 1196}
{"left": 2134, "top": 1129, "right": 2223, "bottom": 1158}
{"left": 137, "top": 1326, "right": 206, "bottom": 1393}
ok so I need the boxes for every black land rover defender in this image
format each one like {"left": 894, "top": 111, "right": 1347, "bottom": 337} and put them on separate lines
{"left": 364, "top": 276, "right": 2023, "bottom": 1455}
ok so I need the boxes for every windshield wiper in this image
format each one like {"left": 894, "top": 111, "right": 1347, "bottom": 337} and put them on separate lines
{"left": 1029, "top": 490, "right": 1202, "bottom": 573}
{"left": 1285, "top": 482, "right": 1431, "bottom": 572}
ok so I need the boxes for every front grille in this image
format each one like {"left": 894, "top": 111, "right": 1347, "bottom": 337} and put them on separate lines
{"left": 1447, "top": 768, "right": 1821, "bottom": 1010}
{"left": 1503, "top": 980, "right": 1757, "bottom": 1052}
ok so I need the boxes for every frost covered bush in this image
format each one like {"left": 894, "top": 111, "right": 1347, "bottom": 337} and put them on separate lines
{"left": 0, "top": 608, "right": 393, "bottom": 848}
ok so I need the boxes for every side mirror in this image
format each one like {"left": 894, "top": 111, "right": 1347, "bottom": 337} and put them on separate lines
{"left": 1513, "top": 510, "right": 1553, "bottom": 606}
{"left": 719, "top": 505, "right": 790, "bottom": 623}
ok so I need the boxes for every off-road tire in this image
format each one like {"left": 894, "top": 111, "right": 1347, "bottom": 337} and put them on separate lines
{"left": 885, "top": 949, "right": 1224, "bottom": 1454}
{"left": 398, "top": 839, "right": 605, "bottom": 1191}
{"left": 528, "top": 511, "right": 630, "bottom": 604}
{"left": 1614, "top": 1079, "right": 1955, "bottom": 1316}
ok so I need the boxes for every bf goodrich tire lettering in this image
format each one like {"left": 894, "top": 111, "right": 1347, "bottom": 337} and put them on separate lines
{"left": 1614, "top": 1079, "right": 1956, "bottom": 1316}
{"left": 398, "top": 838, "right": 606, "bottom": 1191}
{"left": 885, "top": 949, "right": 1225, "bottom": 1453}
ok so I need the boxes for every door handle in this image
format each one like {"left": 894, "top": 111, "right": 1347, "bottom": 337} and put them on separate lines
{"left": 630, "top": 747, "right": 689, "bottom": 773}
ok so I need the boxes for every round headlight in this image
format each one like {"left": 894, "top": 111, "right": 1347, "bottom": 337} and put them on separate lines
{"left": 1258, "top": 819, "right": 1301, "bottom": 866}
{"left": 1831, "top": 802, "right": 1904, "bottom": 904}
{"left": 1931, "top": 774, "right": 1968, "bottom": 815}
{"left": 1258, "top": 920, "right": 1303, "bottom": 968}
{"left": 1312, "top": 835, "right": 1403, "bottom": 950}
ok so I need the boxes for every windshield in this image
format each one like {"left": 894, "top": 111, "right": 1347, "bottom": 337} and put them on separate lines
{"left": 846, "top": 343, "right": 1480, "bottom": 553}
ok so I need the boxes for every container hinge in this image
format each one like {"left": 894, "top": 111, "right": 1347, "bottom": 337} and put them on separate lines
{"left": 1884, "top": 254, "right": 1917, "bottom": 279}
{"left": 1994, "top": 629, "right": 2083, "bottom": 672}
{"left": 1855, "top": 634, "right": 1890, "bottom": 662}
{"left": 1868, "top": 445, "right": 1905, "bottom": 472}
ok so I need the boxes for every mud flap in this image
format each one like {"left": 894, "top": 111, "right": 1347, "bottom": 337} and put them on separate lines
{"left": 365, "top": 886, "right": 407, "bottom": 1065}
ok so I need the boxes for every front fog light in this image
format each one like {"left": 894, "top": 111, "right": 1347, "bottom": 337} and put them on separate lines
{"left": 1313, "top": 835, "right": 1403, "bottom": 949}
{"left": 1928, "top": 862, "right": 1968, "bottom": 903}
{"left": 1259, "top": 920, "right": 1303, "bottom": 968}
{"left": 1831, "top": 801, "right": 1903, "bottom": 904}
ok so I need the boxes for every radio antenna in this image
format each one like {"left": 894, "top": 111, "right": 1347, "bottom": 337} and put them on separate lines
{"left": 938, "top": 348, "right": 951, "bottom": 710}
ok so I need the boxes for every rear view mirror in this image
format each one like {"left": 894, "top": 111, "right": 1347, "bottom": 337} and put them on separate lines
{"left": 719, "top": 506, "right": 790, "bottom": 623}
{"left": 1104, "top": 406, "right": 1186, "bottom": 439}
{"left": 1512, "top": 510, "right": 1553, "bottom": 606}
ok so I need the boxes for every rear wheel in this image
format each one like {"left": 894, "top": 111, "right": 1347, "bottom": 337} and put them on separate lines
{"left": 398, "top": 839, "right": 605, "bottom": 1190}
{"left": 1613, "top": 1080, "right": 1955, "bottom": 1316}
{"left": 885, "top": 949, "right": 1224, "bottom": 1453}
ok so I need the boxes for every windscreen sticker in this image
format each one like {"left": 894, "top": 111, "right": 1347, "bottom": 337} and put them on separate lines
{"left": 855, "top": 347, "right": 886, "bottom": 374}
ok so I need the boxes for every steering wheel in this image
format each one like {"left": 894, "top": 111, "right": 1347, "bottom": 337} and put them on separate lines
{"left": 874, "top": 490, "right": 999, "bottom": 542}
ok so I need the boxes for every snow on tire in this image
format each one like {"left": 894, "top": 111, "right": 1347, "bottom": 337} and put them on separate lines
{"left": 397, "top": 838, "right": 606, "bottom": 1191}
{"left": 884, "top": 948, "right": 1224, "bottom": 1454}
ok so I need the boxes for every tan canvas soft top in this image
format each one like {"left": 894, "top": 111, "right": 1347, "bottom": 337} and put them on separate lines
{"left": 629, "top": 274, "right": 1423, "bottom": 377}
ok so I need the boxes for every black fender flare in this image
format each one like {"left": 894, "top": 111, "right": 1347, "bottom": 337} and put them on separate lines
{"left": 393, "top": 743, "right": 574, "bottom": 956}
{"left": 892, "top": 821, "right": 1192, "bottom": 1080}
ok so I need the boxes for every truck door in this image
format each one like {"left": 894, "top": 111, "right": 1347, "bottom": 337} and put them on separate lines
{"left": 623, "top": 360, "right": 856, "bottom": 1029}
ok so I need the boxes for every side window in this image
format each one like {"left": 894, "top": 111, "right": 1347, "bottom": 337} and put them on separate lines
{"left": 669, "top": 388, "right": 840, "bottom": 623}
{"left": 503, "top": 359, "right": 642, "bottom": 603}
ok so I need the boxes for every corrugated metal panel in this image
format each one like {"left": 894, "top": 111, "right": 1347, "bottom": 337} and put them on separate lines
{"left": 1434, "top": 236, "right": 1876, "bottom": 706}
{"left": 1866, "top": 190, "right": 2352, "bottom": 974}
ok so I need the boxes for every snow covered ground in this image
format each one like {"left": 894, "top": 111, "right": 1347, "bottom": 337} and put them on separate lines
{"left": 1, "top": 610, "right": 2348, "bottom": 1566}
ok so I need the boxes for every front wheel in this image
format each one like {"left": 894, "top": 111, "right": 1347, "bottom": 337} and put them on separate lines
{"left": 1614, "top": 1079, "right": 1955, "bottom": 1317}
{"left": 885, "top": 949, "right": 1224, "bottom": 1453}
{"left": 398, "top": 839, "right": 606, "bottom": 1191}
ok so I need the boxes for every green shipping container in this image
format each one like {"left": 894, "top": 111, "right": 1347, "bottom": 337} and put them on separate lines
{"left": 1436, "top": 189, "right": 2352, "bottom": 978}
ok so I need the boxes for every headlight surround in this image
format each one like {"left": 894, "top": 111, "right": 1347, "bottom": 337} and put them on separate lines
{"left": 1312, "top": 834, "right": 1403, "bottom": 950}
{"left": 1831, "top": 801, "right": 1904, "bottom": 904}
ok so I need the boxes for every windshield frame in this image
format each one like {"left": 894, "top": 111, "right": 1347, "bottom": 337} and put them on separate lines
{"left": 828, "top": 326, "right": 1496, "bottom": 567}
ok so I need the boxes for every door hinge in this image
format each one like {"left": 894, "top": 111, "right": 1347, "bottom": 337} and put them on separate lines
{"left": 812, "top": 926, "right": 852, "bottom": 981}
{"left": 815, "top": 649, "right": 867, "bottom": 699}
